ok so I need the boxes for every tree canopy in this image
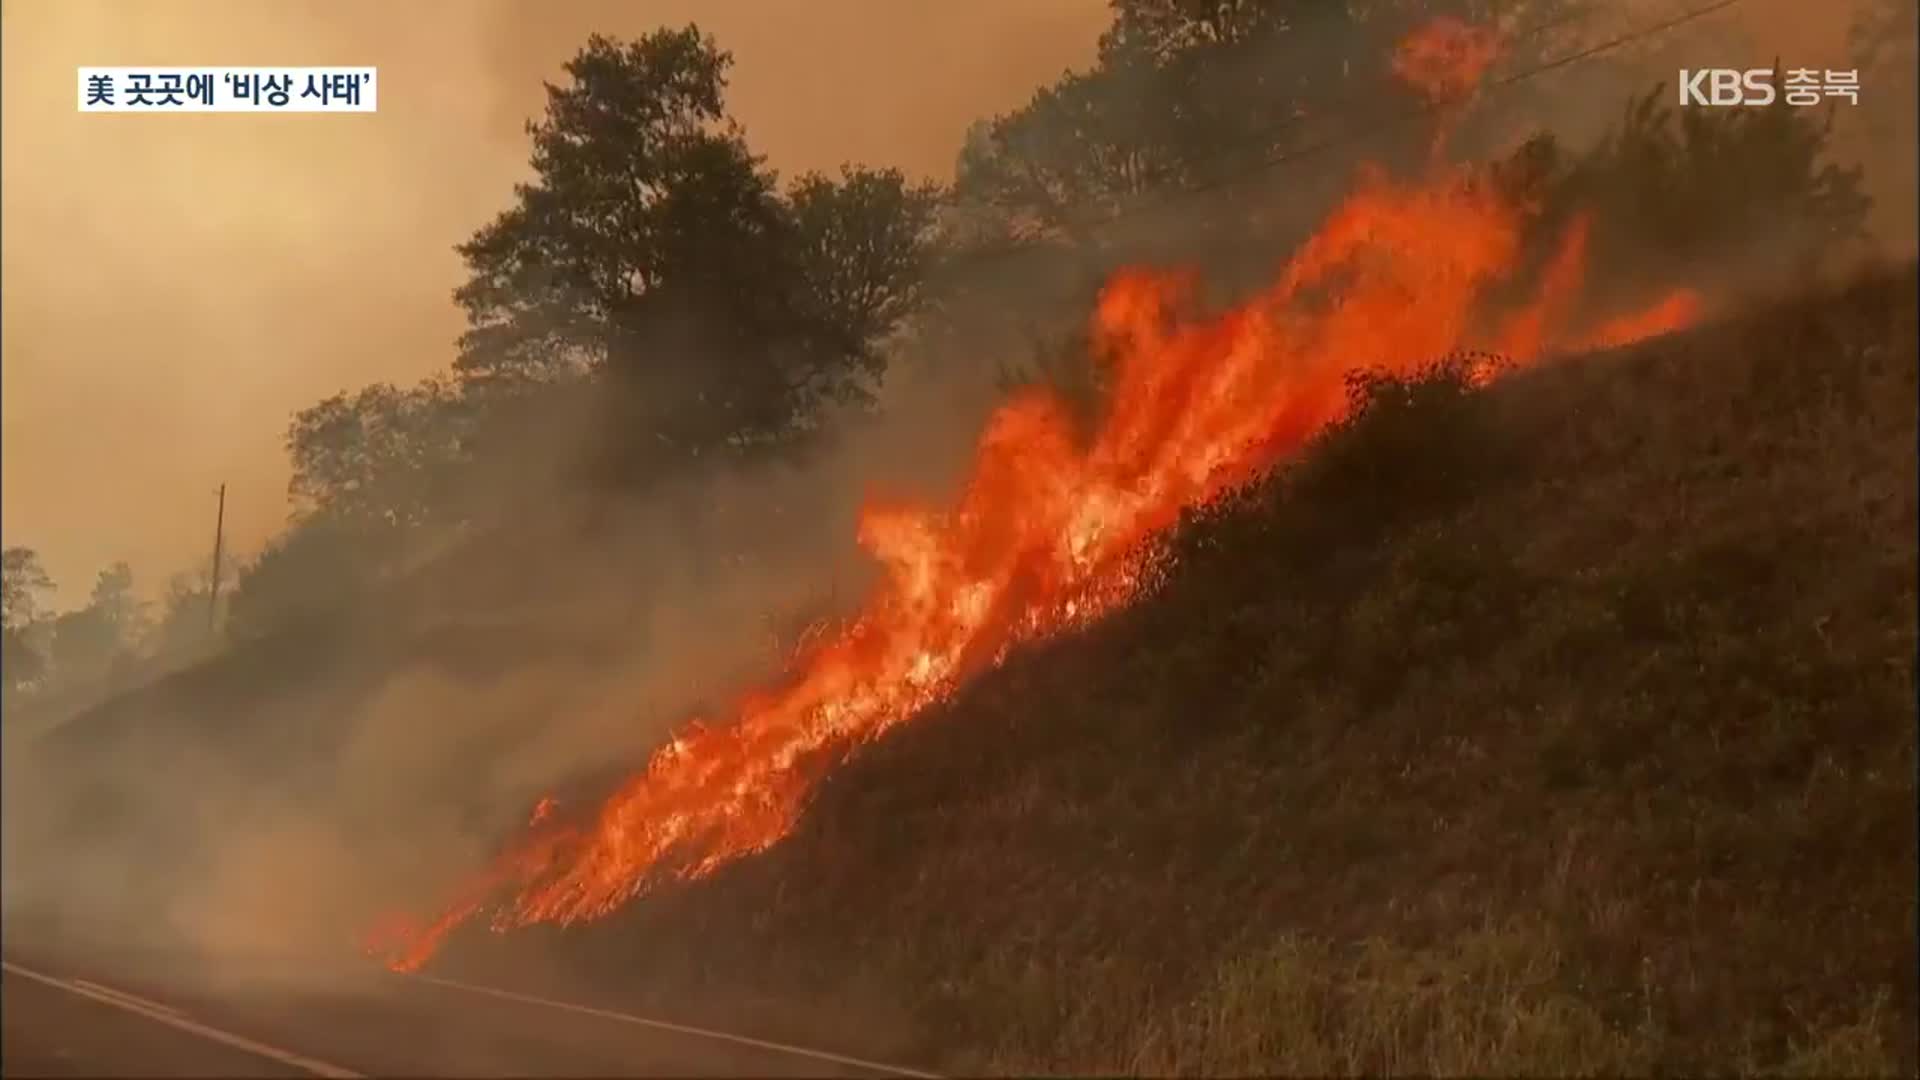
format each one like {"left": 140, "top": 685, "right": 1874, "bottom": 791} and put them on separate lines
{"left": 1, "top": 547, "right": 54, "bottom": 694}
{"left": 452, "top": 27, "right": 941, "bottom": 477}
{"left": 952, "top": 0, "right": 1582, "bottom": 237}
{"left": 1, "top": 547, "right": 54, "bottom": 630}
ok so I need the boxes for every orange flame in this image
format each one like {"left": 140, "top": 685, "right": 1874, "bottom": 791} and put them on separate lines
{"left": 1493, "top": 212, "right": 1591, "bottom": 360}
{"left": 366, "top": 22, "right": 1704, "bottom": 973}
{"left": 369, "top": 173, "right": 1701, "bottom": 972}
{"left": 1393, "top": 16, "right": 1504, "bottom": 106}
{"left": 1574, "top": 288, "right": 1706, "bottom": 351}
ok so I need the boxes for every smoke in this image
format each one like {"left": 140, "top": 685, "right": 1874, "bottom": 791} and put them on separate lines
{"left": 0, "top": 0, "right": 1108, "bottom": 606}
{"left": 3, "top": 0, "right": 1910, "bottom": 995}
{"left": 5, "top": 0, "right": 1902, "bottom": 599}
{"left": 0, "top": 299, "right": 1026, "bottom": 973}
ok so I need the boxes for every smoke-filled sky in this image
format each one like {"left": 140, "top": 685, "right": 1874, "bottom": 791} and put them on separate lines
{"left": 0, "top": 0, "right": 1110, "bottom": 602}
{"left": 0, "top": 0, "right": 1879, "bottom": 605}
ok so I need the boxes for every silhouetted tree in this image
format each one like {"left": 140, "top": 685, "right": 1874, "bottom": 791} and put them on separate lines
{"left": 1, "top": 547, "right": 54, "bottom": 630}
{"left": 1, "top": 547, "right": 53, "bottom": 695}
{"left": 452, "top": 28, "right": 941, "bottom": 481}
{"left": 286, "top": 377, "right": 473, "bottom": 532}
{"left": 954, "top": 61, "right": 1183, "bottom": 240}
{"left": 48, "top": 562, "right": 148, "bottom": 685}
{"left": 785, "top": 166, "right": 943, "bottom": 405}
{"left": 954, "top": 0, "right": 1588, "bottom": 235}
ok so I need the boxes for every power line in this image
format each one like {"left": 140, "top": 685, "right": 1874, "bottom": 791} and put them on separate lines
{"left": 1104, "top": 1, "right": 1609, "bottom": 202}
{"left": 1186, "top": 0, "right": 1743, "bottom": 199}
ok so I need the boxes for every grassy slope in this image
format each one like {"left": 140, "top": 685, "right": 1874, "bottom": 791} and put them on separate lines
{"left": 462, "top": 265, "right": 1918, "bottom": 1075}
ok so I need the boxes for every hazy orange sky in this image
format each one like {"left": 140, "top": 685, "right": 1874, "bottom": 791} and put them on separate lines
{"left": 0, "top": 0, "right": 1110, "bottom": 602}
{"left": 0, "top": 0, "right": 1883, "bottom": 605}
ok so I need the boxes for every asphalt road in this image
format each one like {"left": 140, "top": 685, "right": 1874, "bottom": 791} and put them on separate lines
{"left": 0, "top": 946, "right": 937, "bottom": 1078}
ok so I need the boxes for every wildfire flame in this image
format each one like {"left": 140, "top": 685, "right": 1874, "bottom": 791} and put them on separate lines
{"left": 1392, "top": 16, "right": 1505, "bottom": 106}
{"left": 1578, "top": 289, "right": 1705, "bottom": 350}
{"left": 366, "top": 21, "right": 1704, "bottom": 973}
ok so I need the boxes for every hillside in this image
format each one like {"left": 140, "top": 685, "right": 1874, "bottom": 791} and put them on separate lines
{"left": 437, "top": 264, "right": 1919, "bottom": 1076}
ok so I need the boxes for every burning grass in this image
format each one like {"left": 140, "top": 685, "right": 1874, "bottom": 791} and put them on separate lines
{"left": 374, "top": 154, "right": 1707, "bottom": 973}
{"left": 436, "top": 262, "right": 1917, "bottom": 1075}
{"left": 358, "top": 19, "right": 1907, "bottom": 1057}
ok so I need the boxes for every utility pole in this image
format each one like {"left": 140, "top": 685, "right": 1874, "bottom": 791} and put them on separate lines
{"left": 207, "top": 483, "right": 226, "bottom": 638}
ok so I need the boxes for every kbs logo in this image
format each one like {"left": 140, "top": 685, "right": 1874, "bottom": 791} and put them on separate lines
{"left": 1679, "top": 68, "right": 1776, "bottom": 106}
{"left": 1679, "top": 68, "right": 1861, "bottom": 107}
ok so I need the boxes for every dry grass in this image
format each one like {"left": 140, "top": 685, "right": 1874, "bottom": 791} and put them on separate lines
{"left": 480, "top": 263, "right": 1920, "bottom": 1076}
